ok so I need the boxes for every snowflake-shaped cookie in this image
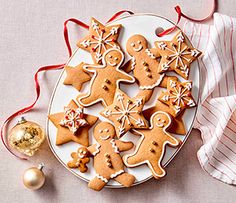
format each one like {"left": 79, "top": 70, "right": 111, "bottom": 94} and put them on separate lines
{"left": 158, "top": 78, "right": 196, "bottom": 117}
{"left": 60, "top": 106, "right": 88, "bottom": 134}
{"left": 154, "top": 31, "right": 201, "bottom": 79}
{"left": 100, "top": 89, "right": 148, "bottom": 138}
{"left": 77, "top": 18, "right": 121, "bottom": 64}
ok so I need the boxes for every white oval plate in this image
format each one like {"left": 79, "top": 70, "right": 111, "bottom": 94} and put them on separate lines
{"left": 47, "top": 14, "right": 199, "bottom": 188}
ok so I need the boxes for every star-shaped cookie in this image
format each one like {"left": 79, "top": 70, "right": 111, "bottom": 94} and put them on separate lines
{"left": 77, "top": 17, "right": 121, "bottom": 64}
{"left": 100, "top": 89, "right": 148, "bottom": 138}
{"left": 48, "top": 100, "right": 98, "bottom": 146}
{"left": 143, "top": 100, "right": 186, "bottom": 135}
{"left": 158, "top": 77, "right": 196, "bottom": 117}
{"left": 63, "top": 62, "right": 91, "bottom": 92}
{"left": 154, "top": 31, "right": 201, "bottom": 79}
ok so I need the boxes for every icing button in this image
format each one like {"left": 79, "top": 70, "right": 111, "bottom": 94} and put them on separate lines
{"left": 102, "top": 85, "right": 108, "bottom": 90}
{"left": 152, "top": 141, "right": 157, "bottom": 145}
{"left": 105, "top": 79, "right": 111, "bottom": 84}
{"left": 105, "top": 153, "right": 110, "bottom": 158}
{"left": 142, "top": 61, "right": 148, "bottom": 66}
{"left": 149, "top": 148, "right": 155, "bottom": 153}
{"left": 147, "top": 73, "right": 152, "bottom": 78}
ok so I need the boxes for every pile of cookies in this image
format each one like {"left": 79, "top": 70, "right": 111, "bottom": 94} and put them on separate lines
{"left": 49, "top": 17, "right": 201, "bottom": 191}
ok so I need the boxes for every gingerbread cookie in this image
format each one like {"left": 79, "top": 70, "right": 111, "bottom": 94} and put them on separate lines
{"left": 77, "top": 17, "right": 121, "bottom": 64}
{"left": 126, "top": 34, "right": 164, "bottom": 89}
{"left": 87, "top": 122, "right": 135, "bottom": 191}
{"left": 63, "top": 62, "right": 91, "bottom": 92}
{"left": 100, "top": 88, "right": 148, "bottom": 138}
{"left": 143, "top": 100, "right": 186, "bottom": 135}
{"left": 48, "top": 100, "right": 98, "bottom": 146}
{"left": 123, "top": 111, "right": 180, "bottom": 179}
{"left": 78, "top": 48, "right": 135, "bottom": 107}
{"left": 154, "top": 31, "right": 201, "bottom": 79}
{"left": 158, "top": 77, "right": 196, "bottom": 117}
{"left": 67, "top": 147, "right": 90, "bottom": 173}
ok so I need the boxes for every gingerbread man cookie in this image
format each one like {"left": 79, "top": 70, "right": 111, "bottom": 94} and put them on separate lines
{"left": 67, "top": 147, "right": 90, "bottom": 173}
{"left": 63, "top": 62, "right": 91, "bottom": 92}
{"left": 78, "top": 48, "right": 135, "bottom": 107}
{"left": 126, "top": 34, "right": 164, "bottom": 90}
{"left": 48, "top": 100, "right": 98, "bottom": 146}
{"left": 77, "top": 18, "right": 121, "bottom": 64}
{"left": 158, "top": 77, "right": 196, "bottom": 117}
{"left": 143, "top": 100, "right": 186, "bottom": 135}
{"left": 123, "top": 111, "right": 180, "bottom": 179}
{"left": 100, "top": 88, "right": 148, "bottom": 138}
{"left": 154, "top": 31, "right": 201, "bottom": 79}
{"left": 87, "top": 122, "right": 135, "bottom": 191}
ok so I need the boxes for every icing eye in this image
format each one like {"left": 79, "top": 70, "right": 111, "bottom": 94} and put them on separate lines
{"left": 83, "top": 151, "right": 86, "bottom": 155}
{"left": 114, "top": 57, "right": 118, "bottom": 61}
{"left": 131, "top": 43, "right": 135, "bottom": 47}
{"left": 104, "top": 129, "right": 109, "bottom": 132}
{"left": 99, "top": 129, "right": 103, "bottom": 133}
{"left": 137, "top": 41, "right": 141, "bottom": 44}
{"left": 109, "top": 55, "right": 112, "bottom": 58}
{"left": 162, "top": 120, "right": 166, "bottom": 123}
{"left": 79, "top": 149, "right": 83, "bottom": 153}
{"left": 157, "top": 117, "right": 161, "bottom": 121}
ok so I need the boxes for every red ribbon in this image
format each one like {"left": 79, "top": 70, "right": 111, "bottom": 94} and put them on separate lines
{"left": 0, "top": 10, "right": 133, "bottom": 160}
{"left": 157, "top": 0, "right": 217, "bottom": 37}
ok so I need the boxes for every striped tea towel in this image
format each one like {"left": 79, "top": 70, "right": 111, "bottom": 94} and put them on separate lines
{"left": 183, "top": 13, "right": 236, "bottom": 185}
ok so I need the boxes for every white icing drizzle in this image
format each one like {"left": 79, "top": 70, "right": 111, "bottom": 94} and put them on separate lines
{"left": 110, "top": 139, "right": 119, "bottom": 153}
{"left": 95, "top": 174, "right": 108, "bottom": 183}
{"left": 80, "top": 20, "right": 120, "bottom": 63}
{"left": 110, "top": 170, "right": 124, "bottom": 178}
{"left": 145, "top": 49, "right": 156, "bottom": 59}
{"left": 92, "top": 143, "right": 101, "bottom": 156}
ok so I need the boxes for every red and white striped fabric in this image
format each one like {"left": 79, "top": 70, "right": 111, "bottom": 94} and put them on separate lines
{"left": 183, "top": 13, "right": 236, "bottom": 185}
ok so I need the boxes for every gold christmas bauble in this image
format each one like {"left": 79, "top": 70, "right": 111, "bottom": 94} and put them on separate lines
{"left": 23, "top": 163, "right": 45, "bottom": 190}
{"left": 9, "top": 117, "right": 45, "bottom": 156}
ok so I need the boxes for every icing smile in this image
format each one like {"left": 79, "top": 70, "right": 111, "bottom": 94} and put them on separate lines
{"left": 100, "top": 135, "right": 110, "bottom": 140}
{"left": 107, "top": 61, "right": 117, "bottom": 66}
{"left": 133, "top": 45, "right": 143, "bottom": 52}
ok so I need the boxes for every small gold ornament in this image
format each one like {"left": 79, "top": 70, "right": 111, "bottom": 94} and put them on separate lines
{"left": 9, "top": 117, "right": 45, "bottom": 156}
{"left": 23, "top": 163, "right": 46, "bottom": 190}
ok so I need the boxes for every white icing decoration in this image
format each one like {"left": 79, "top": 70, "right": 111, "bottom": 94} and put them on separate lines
{"left": 80, "top": 39, "right": 91, "bottom": 48}
{"left": 139, "top": 74, "right": 165, "bottom": 90}
{"left": 86, "top": 20, "right": 120, "bottom": 63}
{"left": 59, "top": 107, "right": 88, "bottom": 134}
{"left": 161, "top": 95, "right": 169, "bottom": 101}
{"left": 78, "top": 48, "right": 135, "bottom": 107}
{"left": 168, "top": 81, "right": 195, "bottom": 110}
{"left": 103, "top": 91, "right": 146, "bottom": 136}
{"left": 158, "top": 32, "right": 200, "bottom": 78}
{"left": 95, "top": 174, "right": 108, "bottom": 183}
{"left": 131, "top": 56, "right": 136, "bottom": 70}
{"left": 110, "top": 139, "right": 119, "bottom": 153}
{"left": 100, "top": 135, "right": 110, "bottom": 140}
{"left": 169, "top": 80, "right": 176, "bottom": 88}
{"left": 158, "top": 42, "right": 167, "bottom": 50}
{"left": 145, "top": 49, "right": 156, "bottom": 59}
{"left": 92, "top": 143, "right": 101, "bottom": 156}
{"left": 187, "top": 99, "right": 195, "bottom": 107}
{"left": 123, "top": 111, "right": 179, "bottom": 179}
{"left": 110, "top": 170, "right": 124, "bottom": 178}
{"left": 191, "top": 49, "right": 201, "bottom": 57}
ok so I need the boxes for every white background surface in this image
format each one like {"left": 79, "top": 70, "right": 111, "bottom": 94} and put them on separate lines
{"left": 0, "top": 1, "right": 236, "bottom": 203}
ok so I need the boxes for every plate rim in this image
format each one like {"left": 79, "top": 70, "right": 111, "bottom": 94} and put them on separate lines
{"left": 46, "top": 13, "right": 200, "bottom": 188}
